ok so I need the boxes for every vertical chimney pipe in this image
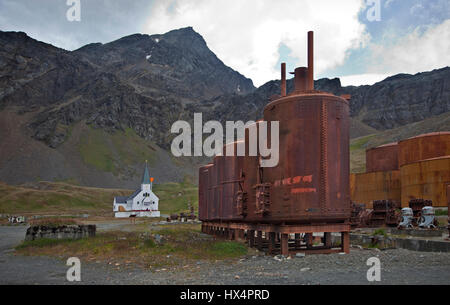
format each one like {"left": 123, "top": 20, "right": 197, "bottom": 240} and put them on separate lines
{"left": 281, "top": 63, "right": 286, "bottom": 96}
{"left": 307, "top": 31, "right": 314, "bottom": 90}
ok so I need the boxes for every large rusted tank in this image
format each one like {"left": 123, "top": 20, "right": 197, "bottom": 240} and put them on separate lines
{"left": 220, "top": 141, "right": 245, "bottom": 221}
{"left": 350, "top": 171, "right": 401, "bottom": 209}
{"left": 211, "top": 155, "right": 226, "bottom": 221}
{"left": 198, "top": 164, "right": 213, "bottom": 221}
{"left": 400, "top": 155, "right": 450, "bottom": 207}
{"left": 398, "top": 132, "right": 450, "bottom": 167}
{"left": 366, "top": 142, "right": 399, "bottom": 172}
{"left": 447, "top": 185, "right": 450, "bottom": 237}
{"left": 242, "top": 120, "right": 263, "bottom": 223}
{"left": 258, "top": 32, "right": 351, "bottom": 224}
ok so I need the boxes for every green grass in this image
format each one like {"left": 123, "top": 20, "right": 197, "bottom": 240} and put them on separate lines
{"left": 435, "top": 209, "right": 448, "bottom": 216}
{"left": 15, "top": 224, "right": 249, "bottom": 269}
{"left": 153, "top": 179, "right": 198, "bottom": 214}
{"left": 0, "top": 180, "right": 198, "bottom": 216}
{"left": 373, "top": 228, "right": 387, "bottom": 237}
{"left": 350, "top": 134, "right": 376, "bottom": 152}
{"left": 0, "top": 181, "right": 130, "bottom": 214}
{"left": 78, "top": 126, "right": 159, "bottom": 175}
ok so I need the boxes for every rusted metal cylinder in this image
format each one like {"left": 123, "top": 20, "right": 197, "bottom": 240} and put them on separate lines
{"left": 262, "top": 90, "right": 351, "bottom": 223}
{"left": 398, "top": 132, "right": 450, "bottom": 167}
{"left": 400, "top": 156, "right": 450, "bottom": 207}
{"left": 447, "top": 185, "right": 450, "bottom": 238}
{"left": 212, "top": 155, "right": 226, "bottom": 221}
{"left": 307, "top": 31, "right": 314, "bottom": 90}
{"left": 242, "top": 120, "right": 263, "bottom": 222}
{"left": 281, "top": 63, "right": 287, "bottom": 97}
{"left": 292, "top": 67, "right": 309, "bottom": 93}
{"left": 198, "top": 165, "right": 207, "bottom": 221}
{"left": 220, "top": 141, "right": 245, "bottom": 221}
{"left": 366, "top": 142, "right": 399, "bottom": 172}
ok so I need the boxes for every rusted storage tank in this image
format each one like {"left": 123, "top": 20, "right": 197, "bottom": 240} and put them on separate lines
{"left": 366, "top": 142, "right": 399, "bottom": 172}
{"left": 350, "top": 171, "right": 401, "bottom": 209}
{"left": 211, "top": 155, "right": 226, "bottom": 221}
{"left": 398, "top": 132, "right": 450, "bottom": 167}
{"left": 260, "top": 31, "right": 351, "bottom": 224}
{"left": 447, "top": 185, "right": 450, "bottom": 237}
{"left": 198, "top": 164, "right": 213, "bottom": 221}
{"left": 207, "top": 160, "right": 218, "bottom": 221}
{"left": 220, "top": 141, "right": 245, "bottom": 221}
{"left": 400, "top": 155, "right": 450, "bottom": 207}
{"left": 242, "top": 120, "right": 263, "bottom": 222}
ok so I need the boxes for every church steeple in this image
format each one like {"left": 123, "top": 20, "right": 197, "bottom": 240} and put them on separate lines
{"left": 141, "top": 160, "right": 150, "bottom": 185}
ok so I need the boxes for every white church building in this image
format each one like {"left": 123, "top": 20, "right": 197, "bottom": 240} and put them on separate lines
{"left": 113, "top": 162, "right": 160, "bottom": 218}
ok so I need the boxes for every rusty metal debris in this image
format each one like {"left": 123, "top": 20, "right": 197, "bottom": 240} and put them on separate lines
{"left": 369, "top": 200, "right": 400, "bottom": 227}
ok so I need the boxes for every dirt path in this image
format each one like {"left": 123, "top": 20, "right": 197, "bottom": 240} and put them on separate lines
{"left": 1, "top": 224, "right": 449, "bottom": 285}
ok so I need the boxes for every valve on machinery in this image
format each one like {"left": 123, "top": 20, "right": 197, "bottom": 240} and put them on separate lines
{"left": 418, "top": 206, "right": 438, "bottom": 229}
{"left": 397, "top": 207, "right": 414, "bottom": 229}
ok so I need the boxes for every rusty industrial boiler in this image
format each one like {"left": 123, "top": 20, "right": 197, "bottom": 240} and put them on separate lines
{"left": 199, "top": 31, "right": 351, "bottom": 256}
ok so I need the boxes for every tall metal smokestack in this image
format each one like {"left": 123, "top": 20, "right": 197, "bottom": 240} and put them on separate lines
{"left": 281, "top": 63, "right": 286, "bottom": 96}
{"left": 307, "top": 31, "right": 314, "bottom": 90}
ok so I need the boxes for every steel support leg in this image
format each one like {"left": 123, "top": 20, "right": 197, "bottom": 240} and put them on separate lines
{"left": 248, "top": 230, "right": 255, "bottom": 247}
{"left": 341, "top": 232, "right": 350, "bottom": 254}
{"left": 256, "top": 231, "right": 263, "bottom": 250}
{"left": 281, "top": 233, "right": 289, "bottom": 256}
{"left": 268, "top": 232, "right": 276, "bottom": 254}
{"left": 324, "top": 232, "right": 332, "bottom": 247}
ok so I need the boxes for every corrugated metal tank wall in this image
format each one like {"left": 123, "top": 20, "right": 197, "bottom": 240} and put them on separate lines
{"left": 366, "top": 143, "right": 399, "bottom": 173}
{"left": 400, "top": 156, "right": 450, "bottom": 207}
{"left": 350, "top": 171, "right": 401, "bottom": 208}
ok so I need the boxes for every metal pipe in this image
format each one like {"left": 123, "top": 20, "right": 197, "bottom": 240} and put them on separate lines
{"left": 307, "top": 31, "right": 314, "bottom": 90}
{"left": 293, "top": 67, "right": 308, "bottom": 92}
{"left": 281, "top": 63, "right": 286, "bottom": 96}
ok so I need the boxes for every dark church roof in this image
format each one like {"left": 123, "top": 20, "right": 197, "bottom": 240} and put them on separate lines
{"left": 114, "top": 196, "right": 128, "bottom": 204}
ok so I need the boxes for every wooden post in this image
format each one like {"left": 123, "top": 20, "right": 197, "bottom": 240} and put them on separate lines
{"left": 324, "top": 232, "right": 332, "bottom": 247}
{"left": 248, "top": 230, "right": 255, "bottom": 247}
{"left": 305, "top": 233, "right": 313, "bottom": 249}
{"left": 294, "top": 233, "right": 301, "bottom": 249}
{"left": 256, "top": 231, "right": 263, "bottom": 250}
{"left": 268, "top": 232, "right": 276, "bottom": 254}
{"left": 281, "top": 233, "right": 289, "bottom": 256}
{"left": 341, "top": 232, "right": 350, "bottom": 254}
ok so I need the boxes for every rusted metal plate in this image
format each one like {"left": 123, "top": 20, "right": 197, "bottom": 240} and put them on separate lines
{"left": 350, "top": 171, "right": 401, "bottom": 209}
{"left": 398, "top": 132, "right": 450, "bottom": 167}
{"left": 400, "top": 156, "right": 450, "bottom": 207}
{"left": 262, "top": 93, "right": 351, "bottom": 223}
{"left": 366, "top": 142, "right": 399, "bottom": 172}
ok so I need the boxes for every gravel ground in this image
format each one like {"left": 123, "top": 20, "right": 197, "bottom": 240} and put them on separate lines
{"left": 1, "top": 225, "right": 449, "bottom": 285}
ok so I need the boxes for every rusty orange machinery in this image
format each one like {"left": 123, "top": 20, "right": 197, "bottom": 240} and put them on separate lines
{"left": 199, "top": 31, "right": 351, "bottom": 226}
{"left": 400, "top": 155, "right": 450, "bottom": 207}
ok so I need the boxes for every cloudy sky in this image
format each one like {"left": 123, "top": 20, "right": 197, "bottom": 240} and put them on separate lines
{"left": 0, "top": 0, "right": 449, "bottom": 87}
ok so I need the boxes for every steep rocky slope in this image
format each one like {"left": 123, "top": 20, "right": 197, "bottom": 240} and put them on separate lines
{"left": 0, "top": 27, "right": 448, "bottom": 187}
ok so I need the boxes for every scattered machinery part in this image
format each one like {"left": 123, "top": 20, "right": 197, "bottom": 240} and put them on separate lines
{"left": 398, "top": 207, "right": 414, "bottom": 229}
{"left": 418, "top": 206, "right": 438, "bottom": 229}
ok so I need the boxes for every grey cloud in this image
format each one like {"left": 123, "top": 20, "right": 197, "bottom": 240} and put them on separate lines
{"left": 0, "top": 0, "right": 155, "bottom": 50}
